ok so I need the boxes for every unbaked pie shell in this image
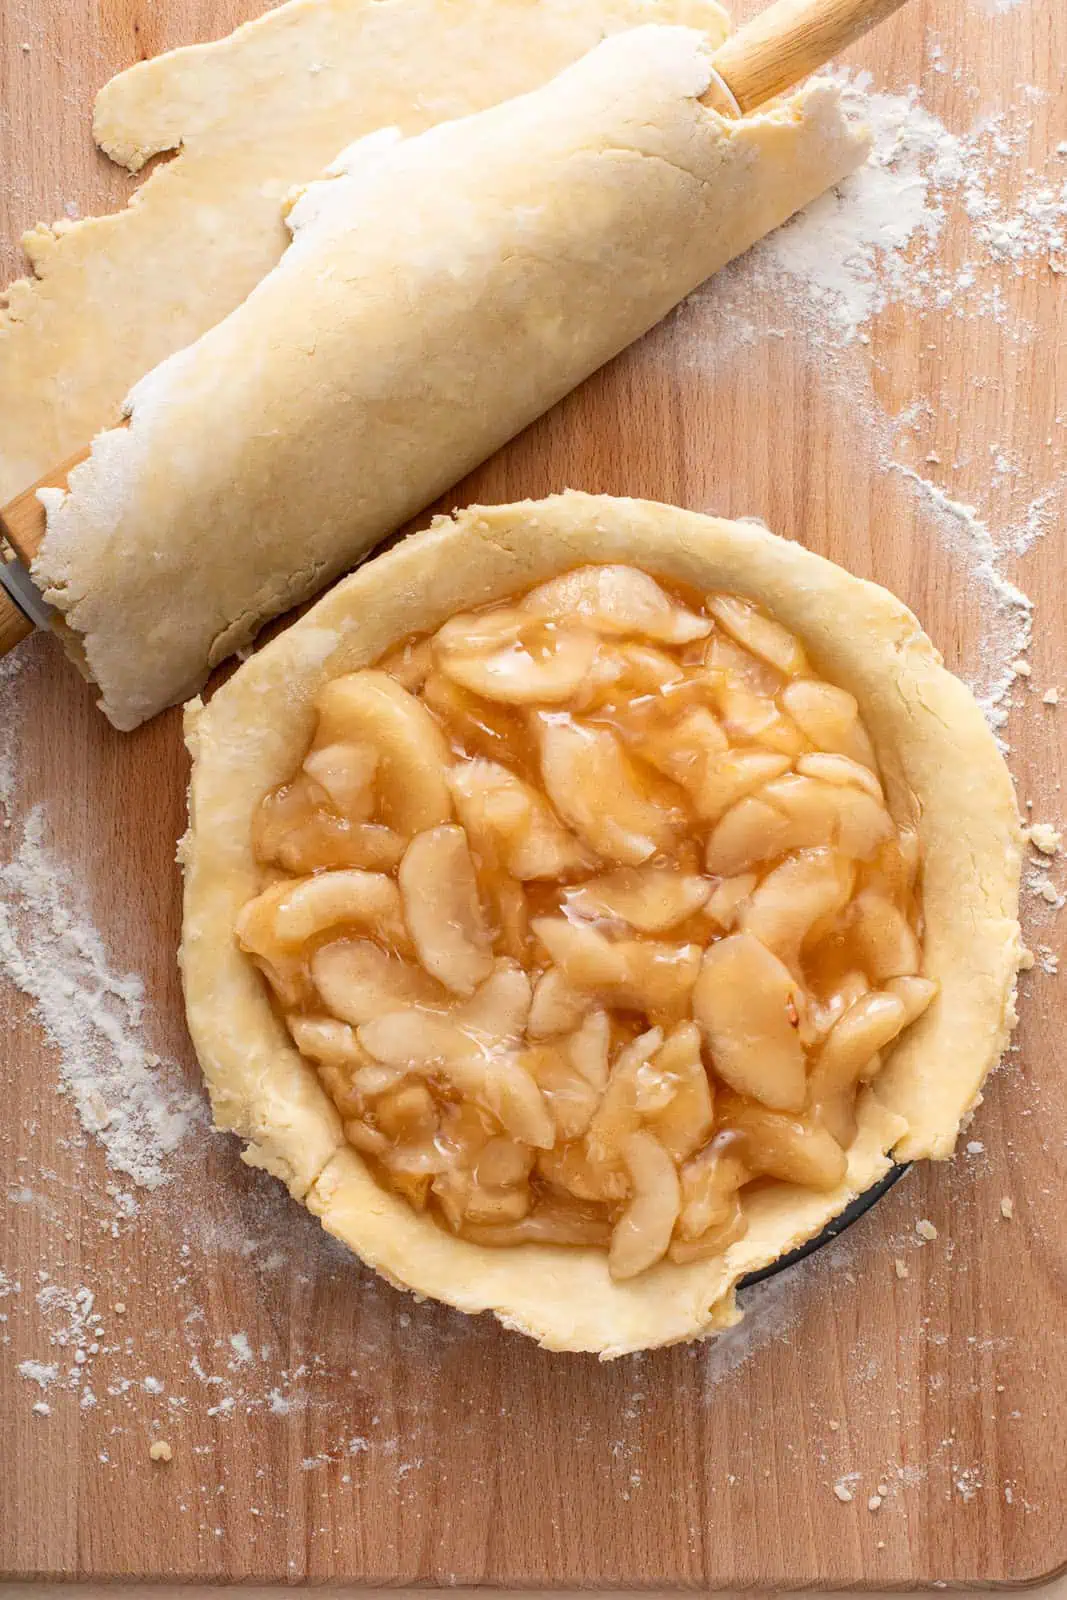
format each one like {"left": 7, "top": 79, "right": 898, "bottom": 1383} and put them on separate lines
{"left": 181, "top": 492, "right": 1024, "bottom": 1356}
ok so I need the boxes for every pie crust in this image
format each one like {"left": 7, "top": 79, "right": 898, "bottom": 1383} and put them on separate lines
{"left": 181, "top": 492, "right": 1024, "bottom": 1356}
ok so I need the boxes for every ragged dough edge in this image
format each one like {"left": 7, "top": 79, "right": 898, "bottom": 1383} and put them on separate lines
{"left": 34, "top": 34, "right": 870, "bottom": 733}
{"left": 90, "top": 0, "right": 732, "bottom": 171}
{"left": 181, "top": 491, "right": 1024, "bottom": 1355}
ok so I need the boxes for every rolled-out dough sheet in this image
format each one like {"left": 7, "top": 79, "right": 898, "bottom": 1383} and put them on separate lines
{"left": 0, "top": 0, "right": 729, "bottom": 503}
{"left": 36, "top": 26, "right": 869, "bottom": 732}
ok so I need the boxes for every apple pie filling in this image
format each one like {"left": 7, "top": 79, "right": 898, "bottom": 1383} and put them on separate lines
{"left": 236, "top": 565, "right": 935, "bottom": 1280}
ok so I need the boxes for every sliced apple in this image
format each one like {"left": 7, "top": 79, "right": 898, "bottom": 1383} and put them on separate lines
{"left": 287, "top": 1014, "right": 370, "bottom": 1069}
{"left": 693, "top": 933, "right": 807, "bottom": 1112}
{"left": 585, "top": 1027, "right": 668, "bottom": 1165}
{"left": 264, "top": 870, "right": 407, "bottom": 950}
{"left": 531, "top": 916, "right": 700, "bottom": 1023}
{"left": 253, "top": 779, "right": 404, "bottom": 873}
{"left": 565, "top": 865, "right": 711, "bottom": 933}
{"left": 311, "top": 939, "right": 443, "bottom": 1026}
{"left": 848, "top": 888, "right": 922, "bottom": 980}
{"left": 677, "top": 1139, "right": 748, "bottom": 1243}
{"left": 566, "top": 1008, "right": 611, "bottom": 1090}
{"left": 312, "top": 671, "right": 452, "bottom": 835}
{"left": 738, "top": 848, "right": 856, "bottom": 968}
{"left": 780, "top": 679, "right": 877, "bottom": 768}
{"left": 536, "top": 715, "right": 679, "bottom": 865}
{"left": 704, "top": 796, "right": 793, "bottom": 877}
{"left": 398, "top": 825, "right": 494, "bottom": 996}
{"left": 706, "top": 595, "right": 810, "bottom": 677}
{"left": 644, "top": 1022, "right": 714, "bottom": 1164}
{"left": 609, "top": 1131, "right": 681, "bottom": 1280}
{"left": 437, "top": 623, "right": 599, "bottom": 705}
{"left": 449, "top": 759, "right": 591, "bottom": 881}
{"left": 795, "top": 751, "right": 884, "bottom": 800}
{"left": 302, "top": 741, "right": 379, "bottom": 821}
{"left": 521, "top": 565, "right": 710, "bottom": 644}
{"left": 527, "top": 966, "right": 593, "bottom": 1039}
{"left": 522, "top": 1044, "right": 600, "bottom": 1140}
{"left": 718, "top": 1095, "right": 847, "bottom": 1191}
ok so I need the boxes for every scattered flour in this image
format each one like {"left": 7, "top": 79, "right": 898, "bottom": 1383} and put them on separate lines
{"left": 229, "top": 1332, "right": 254, "bottom": 1367}
{"left": 757, "top": 82, "right": 958, "bottom": 338}
{"left": 676, "top": 73, "right": 1064, "bottom": 734}
{"left": 759, "top": 74, "right": 1066, "bottom": 337}
{"left": 17, "top": 1359, "right": 58, "bottom": 1388}
{"left": 699, "top": 1272, "right": 802, "bottom": 1389}
{"left": 0, "top": 807, "right": 203, "bottom": 1189}
{"left": 883, "top": 466, "right": 1034, "bottom": 730}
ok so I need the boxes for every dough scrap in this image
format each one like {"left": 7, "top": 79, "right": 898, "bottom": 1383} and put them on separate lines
{"left": 35, "top": 27, "right": 869, "bottom": 731}
{"left": 0, "top": 0, "right": 729, "bottom": 504}
{"left": 181, "top": 491, "right": 1024, "bottom": 1356}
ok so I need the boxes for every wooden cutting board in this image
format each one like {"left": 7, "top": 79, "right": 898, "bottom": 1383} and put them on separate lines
{"left": 1, "top": 0, "right": 1065, "bottom": 1587}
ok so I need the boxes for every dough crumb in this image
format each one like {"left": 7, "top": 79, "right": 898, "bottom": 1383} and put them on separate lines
{"left": 1036, "top": 945, "right": 1059, "bottom": 975}
{"left": 1042, "top": 687, "right": 1059, "bottom": 705}
{"left": 1027, "top": 822, "right": 1062, "bottom": 855}
{"left": 1011, "top": 658, "right": 1032, "bottom": 677}
{"left": 915, "top": 1218, "right": 938, "bottom": 1241}
{"left": 113, "top": 1302, "right": 126, "bottom": 1315}
{"left": 1000, "top": 1196, "right": 1014, "bottom": 1220}
{"left": 868, "top": 1494, "right": 883, "bottom": 1511}
{"left": 828, "top": 1419, "right": 840, "bottom": 1432}
{"left": 149, "top": 1440, "right": 173, "bottom": 1463}
{"left": 894, "top": 1258, "right": 909, "bottom": 1279}
{"left": 877, "top": 1540, "right": 886, "bottom": 1550}
{"left": 32, "top": 1401, "right": 50, "bottom": 1417}
{"left": 833, "top": 1481, "right": 854, "bottom": 1504}
{"left": 966, "top": 1139, "right": 985, "bottom": 1154}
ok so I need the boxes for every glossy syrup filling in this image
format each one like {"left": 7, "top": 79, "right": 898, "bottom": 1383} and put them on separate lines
{"left": 237, "top": 565, "right": 935, "bottom": 1280}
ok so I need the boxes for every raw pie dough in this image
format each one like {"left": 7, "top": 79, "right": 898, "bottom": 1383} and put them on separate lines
{"left": 33, "top": 26, "right": 869, "bottom": 732}
{"left": 182, "top": 492, "right": 1024, "bottom": 1356}
{"left": 0, "top": 0, "right": 730, "bottom": 503}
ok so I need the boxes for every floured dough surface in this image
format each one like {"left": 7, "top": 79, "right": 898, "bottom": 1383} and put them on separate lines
{"left": 181, "top": 492, "right": 1025, "bottom": 1356}
{"left": 34, "top": 30, "right": 869, "bottom": 732}
{"left": 0, "top": 0, "right": 728, "bottom": 503}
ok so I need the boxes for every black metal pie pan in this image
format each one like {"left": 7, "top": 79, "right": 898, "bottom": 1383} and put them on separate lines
{"left": 737, "top": 1161, "right": 911, "bottom": 1290}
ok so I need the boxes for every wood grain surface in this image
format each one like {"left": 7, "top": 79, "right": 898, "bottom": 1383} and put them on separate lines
{"left": 1, "top": 0, "right": 1065, "bottom": 1587}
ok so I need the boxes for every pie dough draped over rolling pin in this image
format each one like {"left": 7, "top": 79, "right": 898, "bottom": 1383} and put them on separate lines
{"left": 35, "top": 24, "right": 870, "bottom": 731}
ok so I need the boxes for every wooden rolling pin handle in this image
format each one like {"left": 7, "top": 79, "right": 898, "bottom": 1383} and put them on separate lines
{"left": 0, "top": 586, "right": 34, "bottom": 654}
{"left": 0, "top": 445, "right": 92, "bottom": 658}
{"left": 711, "top": 0, "right": 909, "bottom": 114}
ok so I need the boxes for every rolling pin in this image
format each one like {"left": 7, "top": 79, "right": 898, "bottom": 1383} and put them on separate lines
{"left": 0, "top": 0, "right": 907, "bottom": 724}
